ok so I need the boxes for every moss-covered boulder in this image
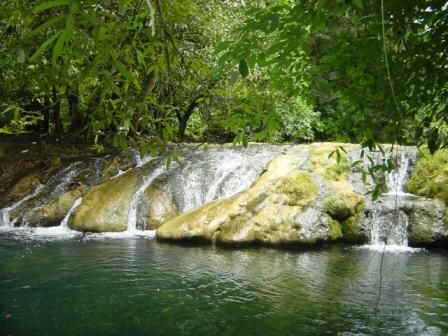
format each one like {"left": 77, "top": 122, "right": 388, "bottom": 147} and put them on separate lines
{"left": 6, "top": 175, "right": 41, "bottom": 204}
{"left": 324, "top": 192, "right": 364, "bottom": 221}
{"left": 308, "top": 143, "right": 353, "bottom": 181}
{"left": 158, "top": 149, "right": 337, "bottom": 246}
{"left": 323, "top": 191, "right": 365, "bottom": 241}
{"left": 275, "top": 172, "right": 318, "bottom": 207}
{"left": 70, "top": 169, "right": 140, "bottom": 232}
{"left": 407, "top": 148, "right": 448, "bottom": 226}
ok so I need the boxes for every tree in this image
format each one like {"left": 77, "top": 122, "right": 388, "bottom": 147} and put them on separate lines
{"left": 220, "top": 0, "right": 448, "bottom": 151}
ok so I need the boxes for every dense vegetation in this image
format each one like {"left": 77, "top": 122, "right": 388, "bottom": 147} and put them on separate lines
{"left": 1, "top": 0, "right": 446, "bottom": 154}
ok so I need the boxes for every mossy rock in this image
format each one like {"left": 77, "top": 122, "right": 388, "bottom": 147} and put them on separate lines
{"left": 275, "top": 172, "right": 318, "bottom": 207}
{"left": 329, "top": 219, "right": 343, "bottom": 240}
{"left": 309, "top": 144, "right": 351, "bottom": 181}
{"left": 32, "top": 187, "right": 86, "bottom": 227}
{"left": 407, "top": 148, "right": 448, "bottom": 219}
{"left": 7, "top": 175, "right": 41, "bottom": 202}
{"left": 341, "top": 214, "right": 363, "bottom": 240}
{"left": 407, "top": 199, "right": 446, "bottom": 245}
{"left": 324, "top": 191, "right": 364, "bottom": 221}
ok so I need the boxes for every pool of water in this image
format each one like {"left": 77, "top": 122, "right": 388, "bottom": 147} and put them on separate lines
{"left": 1, "top": 232, "right": 447, "bottom": 335}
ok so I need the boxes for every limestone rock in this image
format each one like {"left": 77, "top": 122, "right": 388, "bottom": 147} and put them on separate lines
{"left": 138, "top": 182, "right": 178, "bottom": 229}
{"left": 15, "top": 187, "right": 86, "bottom": 227}
{"left": 70, "top": 169, "right": 140, "bottom": 232}
{"left": 407, "top": 198, "right": 447, "bottom": 246}
{"left": 158, "top": 149, "right": 334, "bottom": 245}
{"left": 7, "top": 175, "right": 41, "bottom": 203}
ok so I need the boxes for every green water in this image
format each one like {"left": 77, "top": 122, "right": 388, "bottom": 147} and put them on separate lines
{"left": 1, "top": 234, "right": 447, "bottom": 335}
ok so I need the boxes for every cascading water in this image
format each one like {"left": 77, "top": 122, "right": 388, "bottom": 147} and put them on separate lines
{"left": 166, "top": 146, "right": 281, "bottom": 213}
{"left": 361, "top": 146, "right": 418, "bottom": 250}
{"left": 60, "top": 198, "right": 83, "bottom": 228}
{"left": 126, "top": 164, "right": 165, "bottom": 233}
{"left": 384, "top": 151, "right": 413, "bottom": 196}
{"left": 3, "top": 143, "right": 440, "bottom": 248}
{"left": 0, "top": 184, "right": 44, "bottom": 228}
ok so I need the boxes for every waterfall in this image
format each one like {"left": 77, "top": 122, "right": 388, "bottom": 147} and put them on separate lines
{"left": 167, "top": 146, "right": 280, "bottom": 212}
{"left": 126, "top": 165, "right": 165, "bottom": 232}
{"left": 60, "top": 198, "right": 83, "bottom": 228}
{"left": 362, "top": 146, "right": 418, "bottom": 250}
{"left": 0, "top": 184, "right": 44, "bottom": 228}
{"left": 368, "top": 207, "right": 409, "bottom": 247}
{"left": 132, "top": 148, "right": 153, "bottom": 167}
{"left": 384, "top": 151, "right": 413, "bottom": 196}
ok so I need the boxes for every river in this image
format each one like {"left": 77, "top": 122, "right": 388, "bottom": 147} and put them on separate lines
{"left": 1, "top": 232, "right": 447, "bottom": 335}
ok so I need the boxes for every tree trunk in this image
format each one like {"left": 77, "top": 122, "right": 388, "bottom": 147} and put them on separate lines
{"left": 67, "top": 85, "right": 83, "bottom": 133}
{"left": 177, "top": 95, "right": 204, "bottom": 140}
{"left": 52, "top": 87, "right": 63, "bottom": 136}
{"left": 42, "top": 95, "right": 50, "bottom": 134}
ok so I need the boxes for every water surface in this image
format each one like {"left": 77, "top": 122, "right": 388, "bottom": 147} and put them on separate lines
{"left": 1, "top": 233, "right": 447, "bottom": 335}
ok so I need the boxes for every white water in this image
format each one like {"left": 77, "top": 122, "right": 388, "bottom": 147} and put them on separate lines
{"left": 126, "top": 164, "right": 165, "bottom": 233}
{"left": 169, "top": 146, "right": 280, "bottom": 212}
{"left": 132, "top": 148, "right": 153, "bottom": 167}
{"left": 363, "top": 147, "right": 421, "bottom": 251}
{"left": 0, "top": 184, "right": 44, "bottom": 227}
{"left": 384, "top": 151, "right": 414, "bottom": 197}
{"left": 60, "top": 198, "right": 83, "bottom": 228}
{"left": 357, "top": 244, "right": 423, "bottom": 253}
{"left": 0, "top": 144, "right": 433, "bottom": 248}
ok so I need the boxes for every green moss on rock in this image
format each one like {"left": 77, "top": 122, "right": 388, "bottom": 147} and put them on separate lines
{"left": 324, "top": 192, "right": 364, "bottom": 221}
{"left": 324, "top": 191, "right": 364, "bottom": 240}
{"left": 329, "top": 219, "right": 343, "bottom": 240}
{"left": 36, "top": 187, "right": 86, "bottom": 227}
{"left": 407, "top": 148, "right": 448, "bottom": 226}
{"left": 309, "top": 145, "right": 351, "bottom": 181}
{"left": 407, "top": 148, "right": 448, "bottom": 201}
{"left": 275, "top": 172, "right": 318, "bottom": 207}
{"left": 341, "top": 214, "right": 362, "bottom": 240}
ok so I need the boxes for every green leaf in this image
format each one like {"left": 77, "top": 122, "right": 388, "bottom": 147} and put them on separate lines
{"left": 30, "top": 32, "right": 61, "bottom": 62}
{"left": 115, "top": 61, "right": 140, "bottom": 89}
{"left": 29, "top": 16, "right": 64, "bottom": 36}
{"left": 32, "top": 0, "right": 71, "bottom": 14}
{"left": 239, "top": 59, "right": 249, "bottom": 78}
{"left": 52, "top": 31, "right": 66, "bottom": 64}
{"left": 65, "top": 15, "right": 74, "bottom": 38}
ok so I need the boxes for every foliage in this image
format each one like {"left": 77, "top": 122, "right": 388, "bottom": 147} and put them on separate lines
{"left": 220, "top": 0, "right": 447, "bottom": 150}
{"left": 1, "top": 0, "right": 446, "bottom": 158}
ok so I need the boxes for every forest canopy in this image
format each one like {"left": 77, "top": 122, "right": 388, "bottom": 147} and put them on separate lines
{"left": 0, "top": 0, "right": 446, "bottom": 153}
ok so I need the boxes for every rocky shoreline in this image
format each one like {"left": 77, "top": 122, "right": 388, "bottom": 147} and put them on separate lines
{"left": 1, "top": 138, "right": 447, "bottom": 248}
